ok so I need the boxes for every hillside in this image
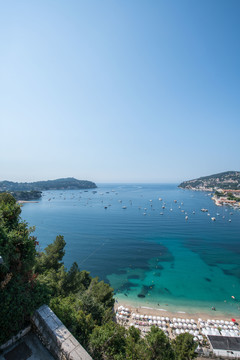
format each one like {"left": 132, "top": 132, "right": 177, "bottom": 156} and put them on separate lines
{"left": 0, "top": 177, "right": 97, "bottom": 192}
{"left": 179, "top": 171, "right": 240, "bottom": 190}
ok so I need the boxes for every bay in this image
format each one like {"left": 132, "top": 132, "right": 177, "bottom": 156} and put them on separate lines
{"left": 21, "top": 183, "right": 240, "bottom": 316}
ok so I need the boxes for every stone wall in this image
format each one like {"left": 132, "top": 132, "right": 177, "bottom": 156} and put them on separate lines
{"left": 32, "top": 305, "right": 92, "bottom": 360}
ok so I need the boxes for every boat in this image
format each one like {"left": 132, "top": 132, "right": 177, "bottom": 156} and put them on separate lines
{"left": 159, "top": 198, "right": 162, "bottom": 201}
{"left": 201, "top": 208, "right": 208, "bottom": 212}
{"left": 104, "top": 206, "right": 108, "bottom": 209}
{"left": 192, "top": 211, "right": 195, "bottom": 214}
{"left": 162, "top": 206, "right": 165, "bottom": 209}
{"left": 160, "top": 212, "right": 163, "bottom": 215}
{"left": 211, "top": 217, "right": 216, "bottom": 221}
{"left": 122, "top": 206, "right": 127, "bottom": 209}
{"left": 185, "top": 216, "right": 188, "bottom": 220}
{"left": 174, "top": 200, "right": 177, "bottom": 203}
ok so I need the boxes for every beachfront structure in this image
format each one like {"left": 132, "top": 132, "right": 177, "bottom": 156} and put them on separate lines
{"left": 208, "top": 335, "right": 240, "bottom": 358}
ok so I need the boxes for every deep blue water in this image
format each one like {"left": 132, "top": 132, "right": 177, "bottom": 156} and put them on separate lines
{"left": 21, "top": 184, "right": 240, "bottom": 316}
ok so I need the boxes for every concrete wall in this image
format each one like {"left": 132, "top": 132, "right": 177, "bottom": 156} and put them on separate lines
{"left": 32, "top": 305, "right": 92, "bottom": 360}
{"left": 213, "top": 349, "right": 240, "bottom": 358}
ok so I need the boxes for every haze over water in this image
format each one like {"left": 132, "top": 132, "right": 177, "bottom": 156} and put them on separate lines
{"left": 21, "top": 184, "right": 240, "bottom": 316}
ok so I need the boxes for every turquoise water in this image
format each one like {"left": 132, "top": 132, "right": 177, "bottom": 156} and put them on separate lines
{"left": 21, "top": 184, "right": 240, "bottom": 316}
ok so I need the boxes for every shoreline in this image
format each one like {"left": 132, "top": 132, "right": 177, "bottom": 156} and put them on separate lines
{"left": 17, "top": 200, "right": 39, "bottom": 204}
{"left": 114, "top": 300, "right": 239, "bottom": 323}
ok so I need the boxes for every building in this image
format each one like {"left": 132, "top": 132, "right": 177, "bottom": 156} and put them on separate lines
{"left": 208, "top": 335, "right": 240, "bottom": 358}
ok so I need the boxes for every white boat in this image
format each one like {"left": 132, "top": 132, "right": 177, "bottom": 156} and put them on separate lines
{"left": 122, "top": 206, "right": 127, "bottom": 209}
{"left": 185, "top": 216, "right": 188, "bottom": 220}
{"left": 211, "top": 217, "right": 216, "bottom": 221}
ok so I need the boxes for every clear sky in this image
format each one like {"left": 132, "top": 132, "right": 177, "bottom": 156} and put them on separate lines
{"left": 0, "top": 0, "right": 239, "bottom": 183}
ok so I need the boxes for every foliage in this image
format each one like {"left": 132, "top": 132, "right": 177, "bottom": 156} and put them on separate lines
{"left": 10, "top": 190, "right": 42, "bottom": 201}
{"left": 0, "top": 193, "right": 49, "bottom": 344}
{"left": 50, "top": 295, "right": 95, "bottom": 349}
{"left": 173, "top": 333, "right": 198, "bottom": 360}
{"left": 145, "top": 326, "right": 175, "bottom": 360}
{"left": 89, "top": 321, "right": 127, "bottom": 360}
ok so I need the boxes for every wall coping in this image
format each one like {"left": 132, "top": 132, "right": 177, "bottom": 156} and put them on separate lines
{"left": 32, "top": 305, "right": 92, "bottom": 360}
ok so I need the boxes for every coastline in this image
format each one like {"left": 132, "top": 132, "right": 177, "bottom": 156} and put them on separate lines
{"left": 114, "top": 300, "right": 239, "bottom": 323}
{"left": 17, "top": 200, "right": 39, "bottom": 204}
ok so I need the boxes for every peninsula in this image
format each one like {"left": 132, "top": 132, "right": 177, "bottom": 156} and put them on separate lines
{"left": 179, "top": 171, "right": 240, "bottom": 207}
{"left": 0, "top": 177, "right": 97, "bottom": 201}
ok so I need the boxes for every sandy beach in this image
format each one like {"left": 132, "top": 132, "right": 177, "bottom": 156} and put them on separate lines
{"left": 114, "top": 301, "right": 239, "bottom": 323}
{"left": 17, "top": 200, "right": 39, "bottom": 204}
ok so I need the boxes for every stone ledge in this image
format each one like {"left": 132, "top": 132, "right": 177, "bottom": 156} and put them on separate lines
{"left": 32, "top": 305, "right": 92, "bottom": 360}
{"left": 0, "top": 326, "right": 31, "bottom": 351}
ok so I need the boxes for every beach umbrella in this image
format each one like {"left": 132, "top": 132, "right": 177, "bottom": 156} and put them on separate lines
{"left": 231, "top": 318, "right": 236, "bottom": 322}
{"left": 170, "top": 324, "right": 173, "bottom": 328}
{"left": 136, "top": 314, "right": 140, "bottom": 319}
{"left": 157, "top": 316, "right": 160, "bottom": 321}
{"left": 161, "top": 317, "right": 165, "bottom": 321}
{"left": 193, "top": 337, "right": 198, "bottom": 341}
{"left": 153, "top": 316, "right": 157, "bottom": 320}
{"left": 177, "top": 318, "right": 181, "bottom": 322}
{"left": 180, "top": 329, "right": 184, "bottom": 334}
{"left": 183, "top": 323, "right": 187, "bottom": 329}
{"left": 149, "top": 315, "right": 152, "bottom": 319}
{"left": 132, "top": 313, "right": 136, "bottom": 318}
{"left": 140, "top": 315, "right": 144, "bottom": 319}
{"left": 193, "top": 324, "right": 197, "bottom": 330}
{"left": 230, "top": 321, "right": 234, "bottom": 326}
{"left": 126, "top": 308, "right": 129, "bottom": 312}
{"left": 188, "top": 324, "right": 192, "bottom": 329}
{"left": 220, "top": 320, "right": 224, "bottom": 324}
{"left": 198, "top": 318, "right": 202, "bottom": 322}
{"left": 216, "top": 320, "right": 220, "bottom": 324}
{"left": 191, "top": 319, "right": 195, "bottom": 323}
{"left": 173, "top": 317, "right": 177, "bottom": 322}
{"left": 186, "top": 319, "right": 190, "bottom": 323}
{"left": 144, "top": 315, "right": 148, "bottom": 319}
{"left": 158, "top": 321, "right": 161, "bottom": 325}
{"left": 225, "top": 321, "right": 229, "bottom": 325}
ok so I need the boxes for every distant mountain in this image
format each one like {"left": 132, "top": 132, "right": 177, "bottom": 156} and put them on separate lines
{"left": 0, "top": 177, "right": 97, "bottom": 193}
{"left": 179, "top": 171, "right": 240, "bottom": 190}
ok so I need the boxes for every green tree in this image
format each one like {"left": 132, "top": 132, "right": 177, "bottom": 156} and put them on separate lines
{"left": 173, "top": 333, "right": 197, "bottom": 360}
{"left": 145, "top": 326, "right": 175, "bottom": 360}
{"left": 0, "top": 193, "right": 49, "bottom": 344}
{"left": 125, "top": 326, "right": 148, "bottom": 360}
{"left": 35, "top": 235, "right": 66, "bottom": 273}
{"left": 50, "top": 295, "right": 95, "bottom": 349}
{"left": 89, "top": 321, "right": 127, "bottom": 360}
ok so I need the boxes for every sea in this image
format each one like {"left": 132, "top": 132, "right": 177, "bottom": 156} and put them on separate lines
{"left": 21, "top": 184, "right": 240, "bottom": 317}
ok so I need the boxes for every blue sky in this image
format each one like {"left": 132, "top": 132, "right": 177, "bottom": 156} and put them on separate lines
{"left": 0, "top": 0, "right": 239, "bottom": 183}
